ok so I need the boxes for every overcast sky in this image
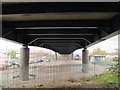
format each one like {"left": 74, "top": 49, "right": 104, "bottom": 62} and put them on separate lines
{"left": 0, "top": 34, "right": 119, "bottom": 54}
{"left": 74, "top": 35, "right": 119, "bottom": 55}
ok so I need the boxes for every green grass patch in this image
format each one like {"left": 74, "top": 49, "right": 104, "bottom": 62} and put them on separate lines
{"left": 71, "top": 80, "right": 74, "bottom": 83}
{"left": 115, "top": 84, "right": 120, "bottom": 88}
{"left": 89, "top": 61, "right": 110, "bottom": 64}
{"left": 83, "top": 78, "right": 91, "bottom": 82}
{"left": 37, "top": 84, "right": 44, "bottom": 87}
{"left": 22, "top": 85, "right": 25, "bottom": 88}
{"left": 91, "top": 72, "right": 118, "bottom": 84}
{"left": 68, "top": 79, "right": 75, "bottom": 83}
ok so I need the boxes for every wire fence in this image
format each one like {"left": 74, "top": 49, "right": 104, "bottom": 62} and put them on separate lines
{"left": 0, "top": 60, "right": 111, "bottom": 88}
{"left": 0, "top": 41, "right": 113, "bottom": 88}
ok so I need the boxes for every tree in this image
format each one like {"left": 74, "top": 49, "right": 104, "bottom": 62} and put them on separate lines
{"left": 10, "top": 50, "right": 16, "bottom": 59}
{"left": 92, "top": 48, "right": 106, "bottom": 55}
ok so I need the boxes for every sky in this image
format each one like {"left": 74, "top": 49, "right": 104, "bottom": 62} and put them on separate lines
{"left": 88, "top": 35, "right": 119, "bottom": 53}
{"left": 74, "top": 35, "right": 119, "bottom": 55}
{"left": 0, "top": 34, "right": 119, "bottom": 55}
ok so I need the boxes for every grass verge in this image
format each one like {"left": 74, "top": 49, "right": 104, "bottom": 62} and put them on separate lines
{"left": 89, "top": 61, "right": 110, "bottom": 64}
{"left": 90, "top": 72, "right": 119, "bottom": 84}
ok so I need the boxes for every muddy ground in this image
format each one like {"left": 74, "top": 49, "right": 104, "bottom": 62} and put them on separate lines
{"left": 10, "top": 77, "right": 119, "bottom": 89}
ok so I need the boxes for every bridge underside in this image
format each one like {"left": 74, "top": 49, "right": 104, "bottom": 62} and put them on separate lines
{"left": 1, "top": 2, "right": 120, "bottom": 54}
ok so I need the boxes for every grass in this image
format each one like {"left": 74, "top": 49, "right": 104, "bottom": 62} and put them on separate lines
{"left": 1, "top": 85, "right": 4, "bottom": 88}
{"left": 82, "top": 72, "right": 119, "bottom": 88}
{"left": 22, "top": 85, "right": 25, "bottom": 88}
{"left": 83, "top": 78, "right": 91, "bottom": 82}
{"left": 91, "top": 72, "right": 118, "bottom": 84}
{"left": 116, "top": 84, "right": 120, "bottom": 88}
{"left": 37, "top": 84, "right": 44, "bottom": 87}
{"left": 89, "top": 61, "right": 110, "bottom": 64}
{"left": 71, "top": 80, "right": 74, "bottom": 83}
{"left": 68, "top": 79, "right": 75, "bottom": 83}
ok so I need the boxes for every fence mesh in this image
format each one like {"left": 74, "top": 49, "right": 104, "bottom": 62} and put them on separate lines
{"left": 0, "top": 42, "right": 114, "bottom": 88}
{"left": 1, "top": 61, "right": 111, "bottom": 88}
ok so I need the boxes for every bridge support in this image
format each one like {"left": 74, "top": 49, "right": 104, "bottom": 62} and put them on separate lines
{"left": 55, "top": 52, "right": 57, "bottom": 61}
{"left": 20, "top": 45, "right": 29, "bottom": 81}
{"left": 60, "top": 54, "right": 72, "bottom": 60}
{"left": 71, "top": 53, "right": 74, "bottom": 60}
{"left": 82, "top": 48, "right": 89, "bottom": 73}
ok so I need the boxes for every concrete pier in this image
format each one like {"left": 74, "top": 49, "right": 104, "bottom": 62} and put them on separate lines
{"left": 82, "top": 48, "right": 89, "bottom": 73}
{"left": 55, "top": 52, "right": 57, "bottom": 61}
{"left": 59, "top": 54, "right": 72, "bottom": 60}
{"left": 20, "top": 45, "right": 29, "bottom": 81}
{"left": 71, "top": 53, "right": 74, "bottom": 60}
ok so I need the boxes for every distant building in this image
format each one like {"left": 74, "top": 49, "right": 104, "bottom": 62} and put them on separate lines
{"left": 105, "top": 53, "right": 118, "bottom": 59}
{"left": 89, "top": 55, "right": 106, "bottom": 62}
{"left": 0, "top": 52, "right": 6, "bottom": 62}
{"left": 74, "top": 54, "right": 81, "bottom": 60}
{"left": 89, "top": 52, "right": 118, "bottom": 61}
{"left": 30, "top": 52, "right": 38, "bottom": 58}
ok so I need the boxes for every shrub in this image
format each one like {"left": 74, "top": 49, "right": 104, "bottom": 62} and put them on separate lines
{"left": 108, "top": 57, "right": 120, "bottom": 76}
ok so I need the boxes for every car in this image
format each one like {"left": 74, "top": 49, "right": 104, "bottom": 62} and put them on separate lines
{"left": 29, "top": 59, "right": 37, "bottom": 64}
{"left": 0, "top": 61, "right": 12, "bottom": 67}
{"left": 0, "top": 66, "right": 5, "bottom": 71}
{"left": 9, "top": 61, "right": 20, "bottom": 67}
{"left": 39, "top": 60, "right": 43, "bottom": 63}
{"left": 5, "top": 61, "right": 12, "bottom": 67}
{"left": 29, "top": 59, "right": 36, "bottom": 64}
{"left": 13, "top": 62, "right": 19, "bottom": 67}
{"left": 49, "top": 59, "right": 53, "bottom": 62}
{"left": 46, "top": 60, "right": 49, "bottom": 62}
{"left": 29, "top": 60, "right": 34, "bottom": 64}
{"left": 34, "top": 59, "right": 38, "bottom": 63}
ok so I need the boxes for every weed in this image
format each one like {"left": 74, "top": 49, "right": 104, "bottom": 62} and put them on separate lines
{"left": 106, "top": 84, "right": 110, "bottom": 88}
{"left": 1, "top": 85, "right": 4, "bottom": 88}
{"left": 68, "top": 79, "right": 75, "bottom": 83}
{"left": 91, "top": 72, "right": 118, "bottom": 84}
{"left": 22, "top": 85, "right": 25, "bottom": 88}
{"left": 115, "top": 84, "right": 120, "bottom": 88}
{"left": 83, "top": 78, "right": 91, "bottom": 82}
{"left": 71, "top": 80, "right": 74, "bottom": 83}
{"left": 37, "top": 84, "right": 44, "bottom": 87}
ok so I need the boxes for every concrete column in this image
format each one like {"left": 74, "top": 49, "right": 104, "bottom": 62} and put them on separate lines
{"left": 71, "top": 53, "right": 74, "bottom": 60}
{"left": 82, "top": 48, "right": 89, "bottom": 73}
{"left": 55, "top": 52, "right": 57, "bottom": 61}
{"left": 20, "top": 45, "right": 29, "bottom": 81}
{"left": 60, "top": 54, "right": 71, "bottom": 60}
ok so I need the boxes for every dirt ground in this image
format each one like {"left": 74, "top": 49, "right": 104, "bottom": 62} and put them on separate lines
{"left": 12, "top": 77, "right": 119, "bottom": 89}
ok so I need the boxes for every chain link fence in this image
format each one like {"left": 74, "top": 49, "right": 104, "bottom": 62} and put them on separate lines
{"left": 0, "top": 60, "right": 111, "bottom": 88}
{"left": 0, "top": 42, "right": 113, "bottom": 88}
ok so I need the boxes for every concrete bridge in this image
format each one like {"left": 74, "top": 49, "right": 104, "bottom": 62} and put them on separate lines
{"left": 0, "top": 2, "right": 120, "bottom": 81}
